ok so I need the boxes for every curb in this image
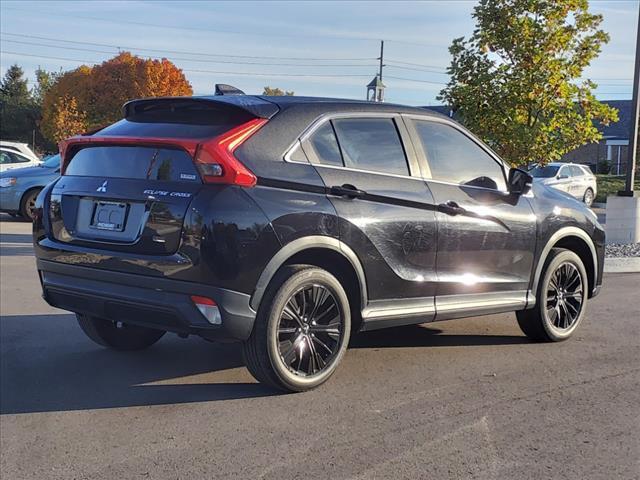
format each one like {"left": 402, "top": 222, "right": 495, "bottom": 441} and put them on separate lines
{"left": 604, "top": 257, "right": 640, "bottom": 273}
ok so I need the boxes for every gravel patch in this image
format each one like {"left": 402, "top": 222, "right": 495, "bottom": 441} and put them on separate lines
{"left": 605, "top": 243, "right": 640, "bottom": 258}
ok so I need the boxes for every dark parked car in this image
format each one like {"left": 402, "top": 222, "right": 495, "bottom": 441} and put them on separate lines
{"left": 33, "top": 95, "right": 604, "bottom": 392}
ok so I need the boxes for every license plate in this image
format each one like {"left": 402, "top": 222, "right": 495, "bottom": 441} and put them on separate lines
{"left": 90, "top": 201, "right": 128, "bottom": 232}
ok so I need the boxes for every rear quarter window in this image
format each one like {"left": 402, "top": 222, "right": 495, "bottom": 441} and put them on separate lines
{"left": 66, "top": 146, "right": 201, "bottom": 182}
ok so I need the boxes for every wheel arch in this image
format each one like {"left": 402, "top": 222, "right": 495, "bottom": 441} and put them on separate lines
{"left": 250, "top": 236, "right": 367, "bottom": 326}
{"left": 532, "top": 227, "right": 598, "bottom": 299}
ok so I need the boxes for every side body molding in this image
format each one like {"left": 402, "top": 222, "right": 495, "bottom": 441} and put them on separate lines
{"left": 250, "top": 236, "right": 368, "bottom": 311}
{"left": 530, "top": 226, "right": 598, "bottom": 298}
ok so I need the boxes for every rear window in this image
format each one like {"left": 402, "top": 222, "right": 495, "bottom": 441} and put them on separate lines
{"left": 66, "top": 146, "right": 200, "bottom": 182}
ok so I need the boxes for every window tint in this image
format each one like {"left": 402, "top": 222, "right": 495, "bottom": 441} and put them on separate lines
{"left": 0, "top": 151, "right": 30, "bottom": 164}
{"left": 569, "top": 165, "right": 584, "bottom": 177}
{"left": 558, "top": 166, "right": 571, "bottom": 178}
{"left": 332, "top": 118, "right": 409, "bottom": 176}
{"left": 308, "top": 122, "right": 343, "bottom": 166}
{"left": 414, "top": 121, "right": 506, "bottom": 190}
{"left": 66, "top": 146, "right": 201, "bottom": 182}
{"left": 530, "top": 165, "right": 559, "bottom": 178}
{"left": 12, "top": 152, "right": 31, "bottom": 163}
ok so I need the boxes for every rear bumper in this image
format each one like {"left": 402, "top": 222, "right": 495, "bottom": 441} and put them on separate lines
{"left": 37, "top": 259, "right": 256, "bottom": 341}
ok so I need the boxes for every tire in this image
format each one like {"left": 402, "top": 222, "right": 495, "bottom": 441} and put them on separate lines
{"left": 583, "top": 188, "right": 594, "bottom": 207}
{"left": 19, "top": 188, "right": 41, "bottom": 221}
{"left": 243, "top": 265, "right": 351, "bottom": 392}
{"left": 517, "top": 248, "right": 588, "bottom": 342}
{"left": 76, "top": 313, "right": 166, "bottom": 350}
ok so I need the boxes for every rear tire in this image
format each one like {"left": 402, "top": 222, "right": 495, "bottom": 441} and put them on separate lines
{"left": 517, "top": 248, "right": 588, "bottom": 342}
{"left": 76, "top": 314, "right": 166, "bottom": 350}
{"left": 19, "top": 188, "right": 41, "bottom": 221}
{"left": 243, "top": 265, "right": 351, "bottom": 392}
{"left": 583, "top": 188, "right": 594, "bottom": 207}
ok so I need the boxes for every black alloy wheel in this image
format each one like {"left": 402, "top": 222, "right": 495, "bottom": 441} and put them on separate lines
{"left": 544, "top": 261, "right": 584, "bottom": 331}
{"left": 276, "top": 284, "right": 343, "bottom": 377}
{"left": 243, "top": 265, "right": 351, "bottom": 392}
{"left": 516, "top": 248, "right": 588, "bottom": 342}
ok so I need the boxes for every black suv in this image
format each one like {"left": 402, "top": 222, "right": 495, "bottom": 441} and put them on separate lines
{"left": 33, "top": 95, "right": 604, "bottom": 392}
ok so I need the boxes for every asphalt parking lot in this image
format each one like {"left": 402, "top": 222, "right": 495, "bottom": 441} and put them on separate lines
{"left": 1, "top": 214, "right": 638, "bottom": 480}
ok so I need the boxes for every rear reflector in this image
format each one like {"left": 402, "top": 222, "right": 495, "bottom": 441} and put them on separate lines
{"left": 191, "top": 296, "right": 222, "bottom": 325}
{"left": 195, "top": 117, "right": 266, "bottom": 187}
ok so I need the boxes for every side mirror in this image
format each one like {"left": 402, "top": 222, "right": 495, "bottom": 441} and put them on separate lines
{"left": 557, "top": 174, "right": 569, "bottom": 179}
{"left": 508, "top": 168, "right": 533, "bottom": 195}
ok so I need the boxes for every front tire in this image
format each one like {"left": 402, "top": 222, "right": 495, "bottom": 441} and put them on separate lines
{"left": 517, "top": 248, "right": 588, "bottom": 342}
{"left": 76, "top": 314, "right": 166, "bottom": 350}
{"left": 243, "top": 265, "right": 351, "bottom": 392}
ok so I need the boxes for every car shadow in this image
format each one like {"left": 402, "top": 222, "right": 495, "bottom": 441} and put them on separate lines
{"left": 351, "top": 323, "right": 529, "bottom": 348}
{"left": 1, "top": 314, "right": 528, "bottom": 415}
{"left": 0, "top": 314, "right": 277, "bottom": 415}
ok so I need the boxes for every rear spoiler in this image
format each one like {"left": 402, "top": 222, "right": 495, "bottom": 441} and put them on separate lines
{"left": 122, "top": 95, "right": 279, "bottom": 120}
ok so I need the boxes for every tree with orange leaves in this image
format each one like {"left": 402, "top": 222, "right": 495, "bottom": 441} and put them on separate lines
{"left": 42, "top": 52, "right": 192, "bottom": 143}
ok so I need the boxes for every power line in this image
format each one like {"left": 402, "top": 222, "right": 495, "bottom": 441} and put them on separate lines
{"left": 0, "top": 38, "right": 377, "bottom": 68}
{"left": 385, "top": 75, "right": 447, "bottom": 85}
{"left": 0, "top": 50, "right": 376, "bottom": 79}
{"left": 386, "top": 63, "right": 449, "bottom": 75}
{"left": 0, "top": 32, "right": 377, "bottom": 62}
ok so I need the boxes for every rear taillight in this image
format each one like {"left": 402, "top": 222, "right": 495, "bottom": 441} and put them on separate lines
{"left": 194, "top": 118, "right": 266, "bottom": 187}
{"left": 191, "top": 296, "right": 222, "bottom": 325}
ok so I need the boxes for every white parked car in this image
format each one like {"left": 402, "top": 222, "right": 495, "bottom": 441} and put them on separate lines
{"left": 0, "top": 141, "right": 40, "bottom": 161}
{"left": 0, "top": 142, "right": 41, "bottom": 173}
{"left": 529, "top": 162, "right": 597, "bottom": 207}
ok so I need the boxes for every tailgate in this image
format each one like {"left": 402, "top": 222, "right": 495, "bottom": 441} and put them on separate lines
{"left": 49, "top": 145, "right": 202, "bottom": 255}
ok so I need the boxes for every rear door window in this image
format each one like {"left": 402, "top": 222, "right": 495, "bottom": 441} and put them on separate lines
{"left": 569, "top": 165, "right": 584, "bottom": 177}
{"left": 331, "top": 118, "right": 409, "bottom": 176}
{"left": 66, "top": 146, "right": 200, "bottom": 182}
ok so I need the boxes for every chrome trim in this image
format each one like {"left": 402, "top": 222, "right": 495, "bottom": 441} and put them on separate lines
{"left": 362, "top": 297, "right": 435, "bottom": 320}
{"left": 436, "top": 290, "right": 528, "bottom": 321}
{"left": 315, "top": 162, "right": 427, "bottom": 182}
{"left": 250, "top": 236, "right": 368, "bottom": 311}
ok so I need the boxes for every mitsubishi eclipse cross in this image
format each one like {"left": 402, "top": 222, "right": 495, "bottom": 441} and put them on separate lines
{"left": 32, "top": 93, "right": 605, "bottom": 392}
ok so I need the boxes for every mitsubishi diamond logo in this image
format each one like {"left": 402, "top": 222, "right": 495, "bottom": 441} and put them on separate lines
{"left": 96, "top": 181, "right": 108, "bottom": 193}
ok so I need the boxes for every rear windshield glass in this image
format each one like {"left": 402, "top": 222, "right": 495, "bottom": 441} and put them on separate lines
{"left": 66, "top": 146, "right": 200, "bottom": 182}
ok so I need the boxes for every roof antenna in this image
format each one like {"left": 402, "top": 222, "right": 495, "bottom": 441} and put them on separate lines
{"left": 215, "top": 84, "right": 246, "bottom": 96}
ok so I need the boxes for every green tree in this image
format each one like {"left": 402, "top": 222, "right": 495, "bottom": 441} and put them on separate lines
{"left": 262, "top": 86, "right": 294, "bottom": 96}
{"left": 31, "top": 68, "right": 60, "bottom": 104}
{"left": 0, "top": 64, "right": 38, "bottom": 144}
{"left": 438, "top": 0, "right": 618, "bottom": 166}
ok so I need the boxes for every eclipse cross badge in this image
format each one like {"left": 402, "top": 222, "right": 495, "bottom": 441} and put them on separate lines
{"left": 96, "top": 181, "right": 108, "bottom": 193}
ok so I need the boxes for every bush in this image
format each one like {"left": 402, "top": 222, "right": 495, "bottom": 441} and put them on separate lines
{"left": 597, "top": 160, "right": 611, "bottom": 174}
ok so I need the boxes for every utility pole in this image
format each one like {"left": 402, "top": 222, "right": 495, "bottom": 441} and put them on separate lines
{"left": 620, "top": 4, "right": 639, "bottom": 196}
{"left": 378, "top": 40, "right": 385, "bottom": 81}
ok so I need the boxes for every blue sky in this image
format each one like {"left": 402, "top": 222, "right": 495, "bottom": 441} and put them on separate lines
{"left": 0, "top": 0, "right": 637, "bottom": 105}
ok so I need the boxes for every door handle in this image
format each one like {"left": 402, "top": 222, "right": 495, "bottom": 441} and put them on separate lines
{"left": 438, "top": 200, "right": 466, "bottom": 216}
{"left": 330, "top": 184, "right": 366, "bottom": 199}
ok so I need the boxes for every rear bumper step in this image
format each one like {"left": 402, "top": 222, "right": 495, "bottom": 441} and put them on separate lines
{"left": 37, "top": 259, "right": 256, "bottom": 341}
